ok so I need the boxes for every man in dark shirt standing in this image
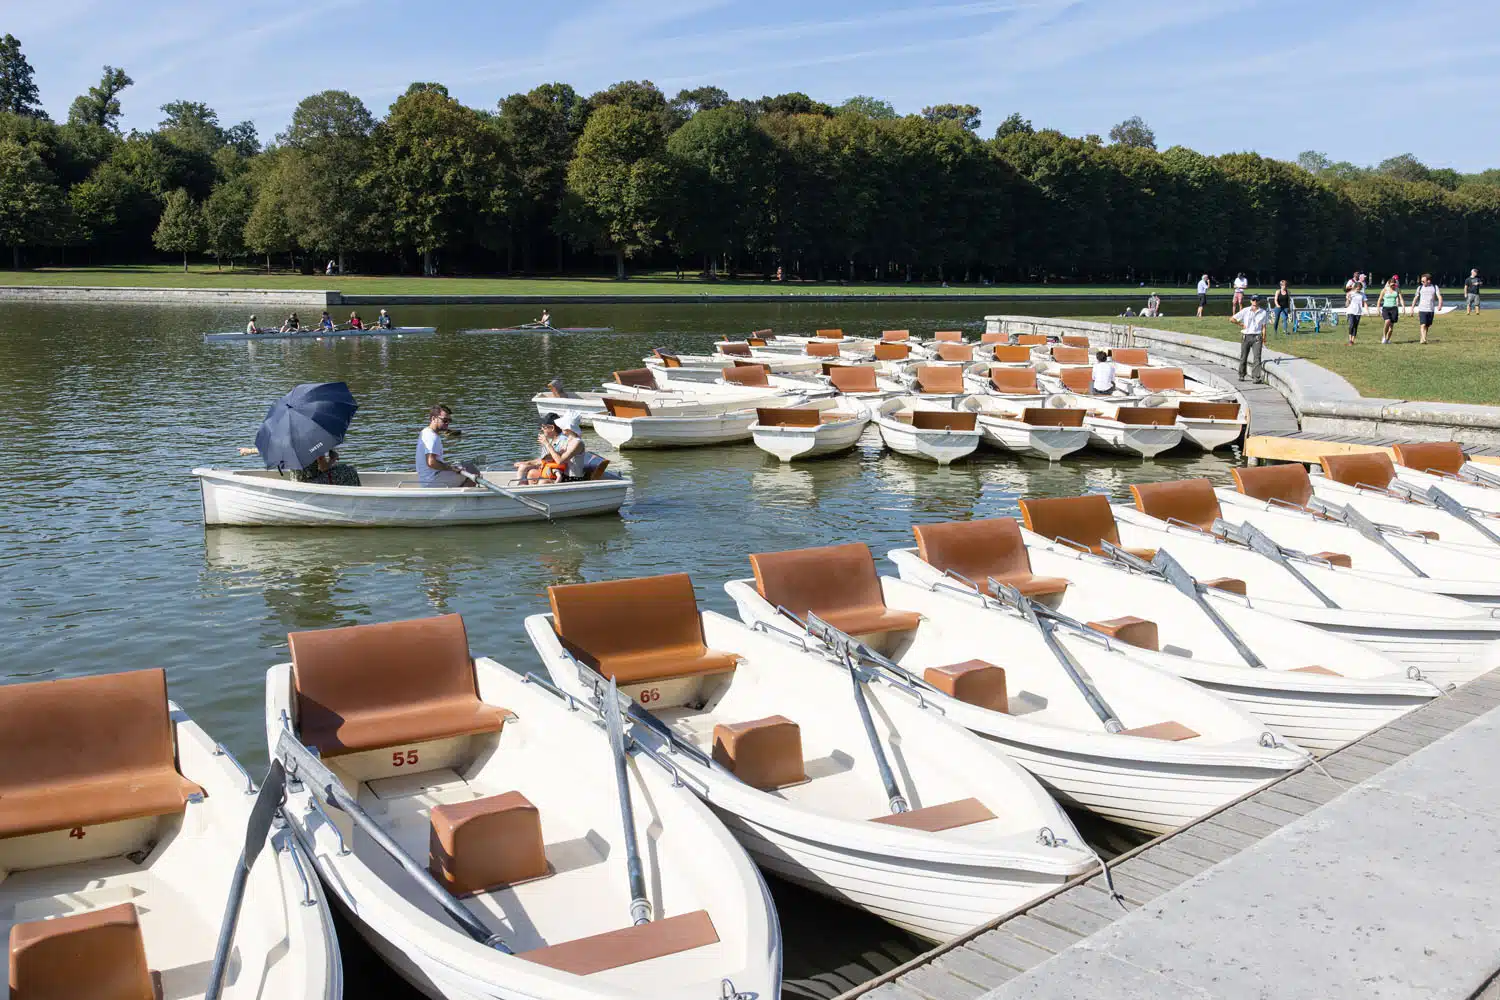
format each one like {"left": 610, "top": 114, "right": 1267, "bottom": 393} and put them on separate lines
{"left": 1465, "top": 269, "right": 1482, "bottom": 314}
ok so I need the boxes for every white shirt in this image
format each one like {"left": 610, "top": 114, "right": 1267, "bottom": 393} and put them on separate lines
{"left": 1233, "top": 277, "right": 1248, "bottom": 291}
{"left": 416, "top": 427, "right": 443, "bottom": 485}
{"left": 1196, "top": 278, "right": 1210, "bottom": 294}
{"left": 1234, "top": 306, "right": 1269, "bottom": 337}
{"left": 1414, "top": 284, "right": 1440, "bottom": 310}
{"left": 1346, "top": 290, "right": 1367, "bottom": 316}
{"left": 1091, "top": 361, "right": 1117, "bottom": 392}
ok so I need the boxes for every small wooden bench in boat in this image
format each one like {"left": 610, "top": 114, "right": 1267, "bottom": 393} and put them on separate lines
{"left": 913, "top": 517, "right": 1071, "bottom": 603}
{"left": 1019, "top": 407, "right": 1085, "bottom": 427}
{"left": 828, "top": 365, "right": 879, "bottom": 393}
{"left": 1110, "top": 347, "right": 1151, "bottom": 366}
{"left": 989, "top": 345, "right": 1033, "bottom": 364}
{"left": 602, "top": 397, "right": 653, "bottom": 419}
{"left": 723, "top": 365, "right": 771, "bottom": 387}
{"left": 755, "top": 407, "right": 850, "bottom": 427}
{"left": 1019, "top": 494, "right": 1157, "bottom": 560}
{"left": 933, "top": 330, "right": 964, "bottom": 343}
{"left": 893, "top": 410, "right": 979, "bottom": 431}
{"left": 1050, "top": 346, "right": 1088, "bottom": 364}
{"left": 1177, "top": 400, "right": 1244, "bottom": 420}
{"left": 1105, "top": 406, "right": 1179, "bottom": 426}
{"left": 990, "top": 367, "right": 1042, "bottom": 394}
{"left": 805, "top": 341, "right": 842, "bottom": 358}
{"left": 1056, "top": 368, "right": 1091, "bottom": 393}
{"left": 881, "top": 330, "right": 911, "bottom": 342}
{"left": 914, "top": 366, "right": 965, "bottom": 394}
{"left": 936, "top": 343, "right": 974, "bottom": 362}
{"left": 874, "top": 342, "right": 911, "bottom": 360}
{"left": 1136, "top": 367, "right": 1187, "bottom": 392}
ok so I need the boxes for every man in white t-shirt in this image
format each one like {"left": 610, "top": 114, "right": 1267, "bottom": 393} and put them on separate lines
{"left": 1090, "top": 350, "right": 1118, "bottom": 395}
{"left": 1196, "top": 274, "right": 1210, "bottom": 317}
{"left": 1345, "top": 282, "right": 1367, "bottom": 345}
{"left": 1231, "top": 295, "right": 1270, "bottom": 382}
{"left": 416, "top": 404, "right": 467, "bottom": 487}
{"left": 1413, "top": 273, "right": 1442, "bottom": 345}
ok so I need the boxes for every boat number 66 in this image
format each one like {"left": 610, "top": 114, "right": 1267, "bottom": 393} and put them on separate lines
{"left": 636, "top": 688, "right": 661, "bottom": 704}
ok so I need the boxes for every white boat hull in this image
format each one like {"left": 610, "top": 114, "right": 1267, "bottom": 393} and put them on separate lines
{"left": 194, "top": 469, "right": 628, "bottom": 527}
{"left": 592, "top": 411, "right": 757, "bottom": 449}
{"left": 1178, "top": 416, "right": 1247, "bottom": 451}
{"left": 1084, "top": 419, "right": 1182, "bottom": 457}
{"left": 975, "top": 417, "right": 1090, "bottom": 461}
{"left": 751, "top": 417, "right": 870, "bottom": 462}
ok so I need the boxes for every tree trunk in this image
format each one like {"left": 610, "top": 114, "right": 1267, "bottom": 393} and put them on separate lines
{"left": 556, "top": 232, "right": 564, "bottom": 272}
{"left": 12, "top": 245, "right": 18, "bottom": 269}
{"left": 338, "top": 249, "right": 346, "bottom": 275}
{"left": 422, "top": 249, "right": 433, "bottom": 276}
{"left": 615, "top": 251, "right": 625, "bottom": 280}
{"left": 265, "top": 254, "right": 271, "bottom": 273}
{"left": 182, "top": 251, "right": 189, "bottom": 273}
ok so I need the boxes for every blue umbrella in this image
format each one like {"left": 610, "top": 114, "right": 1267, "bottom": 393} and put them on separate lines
{"left": 254, "top": 382, "right": 358, "bottom": 472}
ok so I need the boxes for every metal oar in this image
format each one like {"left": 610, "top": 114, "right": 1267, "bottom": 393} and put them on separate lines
{"left": 454, "top": 464, "right": 552, "bottom": 517}
{"left": 1306, "top": 497, "right": 1429, "bottom": 578}
{"left": 986, "top": 581, "right": 1125, "bottom": 732}
{"left": 1459, "top": 465, "right": 1500, "bottom": 489}
{"left": 1211, "top": 518, "right": 1339, "bottom": 609}
{"left": 1101, "top": 543, "right": 1266, "bottom": 669}
{"left": 590, "top": 674, "right": 652, "bottom": 925}
{"left": 205, "top": 759, "right": 288, "bottom": 1000}
{"left": 804, "top": 612, "right": 909, "bottom": 814}
{"left": 1392, "top": 482, "right": 1500, "bottom": 548}
{"left": 274, "top": 731, "right": 511, "bottom": 952}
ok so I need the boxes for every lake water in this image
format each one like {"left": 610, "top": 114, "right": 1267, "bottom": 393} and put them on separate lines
{"left": 0, "top": 299, "right": 1234, "bottom": 998}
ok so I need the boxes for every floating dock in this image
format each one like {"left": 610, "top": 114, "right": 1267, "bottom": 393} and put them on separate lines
{"left": 1245, "top": 431, "right": 1500, "bottom": 467}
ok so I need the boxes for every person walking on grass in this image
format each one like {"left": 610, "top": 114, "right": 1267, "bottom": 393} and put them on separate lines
{"left": 1231, "top": 272, "right": 1248, "bottom": 313}
{"left": 1345, "top": 281, "right": 1366, "bottom": 346}
{"left": 1196, "top": 273, "right": 1211, "bottom": 317}
{"left": 1412, "top": 273, "right": 1442, "bottom": 344}
{"left": 1378, "top": 275, "right": 1405, "bottom": 344}
{"left": 1465, "top": 269, "right": 1482, "bottom": 314}
{"left": 1271, "top": 279, "right": 1293, "bottom": 335}
{"left": 1232, "top": 294, "right": 1270, "bottom": 383}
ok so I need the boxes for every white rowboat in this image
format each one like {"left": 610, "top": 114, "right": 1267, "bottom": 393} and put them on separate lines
{"left": 960, "top": 396, "right": 1089, "bottom": 461}
{"left": 590, "top": 400, "right": 757, "bottom": 450}
{"left": 750, "top": 398, "right": 872, "bottom": 462}
{"left": 873, "top": 397, "right": 981, "bottom": 465}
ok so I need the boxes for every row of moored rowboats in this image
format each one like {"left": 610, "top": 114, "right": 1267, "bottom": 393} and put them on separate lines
{"left": 17, "top": 442, "right": 1500, "bottom": 998}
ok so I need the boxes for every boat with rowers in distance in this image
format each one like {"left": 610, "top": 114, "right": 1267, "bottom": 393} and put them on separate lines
{"left": 873, "top": 398, "right": 981, "bottom": 465}
{"left": 0, "top": 667, "right": 339, "bottom": 1000}
{"left": 727, "top": 539, "right": 1304, "bottom": 835}
{"left": 750, "top": 398, "right": 872, "bottom": 462}
{"left": 590, "top": 398, "right": 758, "bottom": 450}
{"left": 205, "top": 327, "right": 435, "bottom": 342}
{"left": 959, "top": 396, "right": 1090, "bottom": 461}
{"left": 268, "top": 614, "right": 780, "bottom": 1000}
{"left": 526, "top": 572, "right": 1097, "bottom": 942}
{"left": 458, "top": 324, "right": 613, "bottom": 334}
{"left": 193, "top": 466, "right": 628, "bottom": 527}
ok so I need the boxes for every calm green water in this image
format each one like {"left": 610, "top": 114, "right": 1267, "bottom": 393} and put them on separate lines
{"left": 0, "top": 300, "right": 1229, "bottom": 997}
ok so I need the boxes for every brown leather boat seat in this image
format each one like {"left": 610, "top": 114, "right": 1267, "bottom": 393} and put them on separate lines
{"left": 718, "top": 342, "right": 752, "bottom": 357}
{"left": 520, "top": 910, "right": 720, "bottom": 976}
{"left": 657, "top": 353, "right": 682, "bottom": 367}
{"left": 1136, "top": 367, "right": 1186, "bottom": 392}
{"left": 1086, "top": 616, "right": 1160, "bottom": 651}
{"left": 1114, "top": 406, "right": 1179, "bottom": 426}
{"left": 549, "top": 573, "right": 739, "bottom": 687}
{"left": 806, "top": 341, "right": 842, "bottom": 358}
{"left": 1394, "top": 441, "right": 1466, "bottom": 475}
{"left": 602, "top": 398, "right": 651, "bottom": 419}
{"left": 751, "top": 328, "right": 774, "bottom": 339}
{"left": 981, "top": 332, "right": 1008, "bottom": 345}
{"left": 1062, "top": 334, "right": 1090, "bottom": 348}
{"left": 933, "top": 330, "right": 964, "bottom": 342}
{"left": 870, "top": 797, "right": 996, "bottom": 831}
{"left": 1320, "top": 452, "right": 1396, "bottom": 490}
{"left": 1232, "top": 464, "right": 1313, "bottom": 508}
{"left": 586, "top": 458, "right": 611, "bottom": 480}
{"left": 1056, "top": 368, "right": 1091, "bottom": 393}
{"left": 750, "top": 543, "right": 922, "bottom": 639}
{"left": 1119, "top": 721, "right": 1199, "bottom": 741}
{"left": 8, "top": 901, "right": 155, "bottom": 1000}
{"left": 1201, "top": 577, "right": 1247, "bottom": 595}
{"left": 1021, "top": 407, "right": 1085, "bottom": 427}
{"left": 1110, "top": 348, "right": 1150, "bottom": 366}
{"left": 0, "top": 668, "right": 203, "bottom": 840}
{"left": 430, "top": 790, "right": 548, "bottom": 896}
{"left": 746, "top": 337, "right": 767, "bottom": 347}
{"left": 723, "top": 365, "right": 770, "bottom": 387}
{"left": 1311, "top": 551, "right": 1353, "bottom": 568}
{"left": 989, "top": 345, "right": 1032, "bottom": 363}
{"left": 915, "top": 366, "right": 965, "bottom": 394}
{"left": 732, "top": 359, "right": 767, "bottom": 368}
{"left": 874, "top": 343, "right": 910, "bottom": 361}
{"left": 990, "top": 368, "right": 1040, "bottom": 394}
{"left": 1177, "top": 400, "right": 1242, "bottom": 420}
{"left": 910, "top": 411, "right": 977, "bottom": 431}
{"left": 1129, "top": 479, "right": 1223, "bottom": 532}
{"left": 290, "top": 614, "right": 508, "bottom": 758}
{"left": 923, "top": 660, "right": 1008, "bottom": 712}
{"left": 881, "top": 330, "right": 910, "bottom": 342}
{"left": 815, "top": 329, "right": 844, "bottom": 340}
{"left": 936, "top": 343, "right": 974, "bottom": 362}
{"left": 1016, "top": 334, "right": 1047, "bottom": 346}
{"left": 829, "top": 366, "right": 879, "bottom": 393}
{"left": 612, "top": 368, "right": 657, "bottom": 389}
{"left": 712, "top": 716, "right": 806, "bottom": 790}
{"left": 1019, "top": 495, "right": 1154, "bottom": 560}
{"left": 912, "top": 518, "right": 1070, "bottom": 602}
{"left": 755, "top": 407, "right": 821, "bottom": 428}
{"left": 1050, "top": 346, "right": 1088, "bottom": 364}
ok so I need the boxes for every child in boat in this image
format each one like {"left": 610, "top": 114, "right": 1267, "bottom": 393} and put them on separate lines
{"left": 513, "top": 413, "right": 586, "bottom": 483}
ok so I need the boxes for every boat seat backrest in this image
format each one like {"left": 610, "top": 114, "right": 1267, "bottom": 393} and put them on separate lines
{"left": 1021, "top": 407, "right": 1085, "bottom": 427}
{"left": 1129, "top": 480, "right": 1222, "bottom": 531}
{"left": 1114, "top": 406, "right": 1178, "bottom": 426}
{"left": 989, "top": 345, "right": 1032, "bottom": 362}
{"left": 1050, "top": 346, "right": 1088, "bottom": 363}
{"left": 1019, "top": 495, "right": 1119, "bottom": 553}
{"left": 980, "top": 332, "right": 1007, "bottom": 345}
{"left": 747, "top": 337, "right": 767, "bottom": 347}
{"left": 1111, "top": 348, "right": 1150, "bottom": 366}
{"left": 612, "top": 368, "right": 657, "bottom": 389}
{"left": 806, "top": 341, "right": 842, "bottom": 358}
{"left": 8, "top": 901, "right": 155, "bottom": 1000}
{"left": 1057, "top": 368, "right": 1092, "bottom": 393}
{"left": 1232, "top": 464, "right": 1313, "bottom": 507}
{"left": 1061, "top": 334, "right": 1090, "bottom": 348}
{"left": 658, "top": 354, "right": 682, "bottom": 367}
{"left": 0, "top": 668, "right": 203, "bottom": 841}
{"left": 751, "top": 329, "right": 773, "bottom": 338}
{"left": 549, "top": 574, "right": 738, "bottom": 699}
{"left": 1320, "top": 452, "right": 1396, "bottom": 490}
{"left": 911, "top": 410, "right": 977, "bottom": 431}
{"left": 1016, "top": 334, "right": 1047, "bottom": 345}
{"left": 603, "top": 398, "right": 652, "bottom": 419}
{"left": 1136, "top": 367, "right": 1186, "bottom": 391}
{"left": 1393, "top": 441, "right": 1466, "bottom": 475}
{"left": 815, "top": 329, "right": 844, "bottom": 339}
{"left": 933, "top": 330, "right": 963, "bottom": 342}
{"left": 585, "top": 457, "right": 610, "bottom": 480}
{"left": 1176, "top": 400, "right": 1241, "bottom": 420}
{"left": 829, "top": 366, "right": 879, "bottom": 392}
{"left": 756, "top": 407, "right": 821, "bottom": 428}
{"left": 290, "top": 614, "right": 507, "bottom": 759}
{"left": 750, "top": 544, "right": 921, "bottom": 639}
{"left": 873, "top": 343, "right": 911, "bottom": 360}
{"left": 732, "top": 359, "right": 766, "bottom": 368}
{"left": 723, "top": 365, "right": 771, "bottom": 387}
{"left": 914, "top": 517, "right": 1031, "bottom": 583}
{"left": 936, "top": 343, "right": 974, "bottom": 362}
{"left": 915, "top": 365, "right": 965, "bottom": 394}
{"left": 719, "top": 342, "right": 752, "bottom": 356}
{"left": 990, "top": 368, "right": 1039, "bottom": 394}
{"left": 881, "top": 330, "right": 910, "bottom": 342}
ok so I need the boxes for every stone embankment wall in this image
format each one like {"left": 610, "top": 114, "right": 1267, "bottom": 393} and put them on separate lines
{"left": 0, "top": 286, "right": 337, "bottom": 307}
{"left": 985, "top": 315, "right": 1500, "bottom": 448}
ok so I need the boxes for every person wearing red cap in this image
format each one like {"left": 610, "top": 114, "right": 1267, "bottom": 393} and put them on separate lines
{"left": 1378, "top": 275, "right": 1406, "bottom": 344}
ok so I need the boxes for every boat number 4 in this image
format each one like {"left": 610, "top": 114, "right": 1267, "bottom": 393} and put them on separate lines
{"left": 391, "top": 749, "right": 420, "bottom": 767}
{"left": 636, "top": 688, "right": 661, "bottom": 704}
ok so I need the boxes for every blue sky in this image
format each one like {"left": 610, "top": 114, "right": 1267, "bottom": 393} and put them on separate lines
{"left": 9, "top": 0, "right": 1495, "bottom": 170}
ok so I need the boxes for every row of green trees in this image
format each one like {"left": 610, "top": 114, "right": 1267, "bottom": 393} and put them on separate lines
{"left": 1, "top": 32, "right": 1497, "bottom": 282}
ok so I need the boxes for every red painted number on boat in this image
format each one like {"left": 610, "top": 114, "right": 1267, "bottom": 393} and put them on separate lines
{"left": 69, "top": 827, "right": 85, "bottom": 839}
{"left": 391, "top": 749, "right": 419, "bottom": 767}
{"left": 639, "top": 688, "right": 660, "bottom": 704}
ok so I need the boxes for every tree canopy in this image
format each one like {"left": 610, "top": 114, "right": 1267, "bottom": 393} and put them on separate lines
{"left": 0, "top": 35, "right": 43, "bottom": 119}
{"left": 68, "top": 67, "right": 132, "bottom": 130}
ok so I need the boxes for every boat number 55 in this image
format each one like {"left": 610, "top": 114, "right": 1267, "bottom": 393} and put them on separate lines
{"left": 634, "top": 688, "right": 661, "bottom": 704}
{"left": 391, "top": 749, "right": 420, "bottom": 767}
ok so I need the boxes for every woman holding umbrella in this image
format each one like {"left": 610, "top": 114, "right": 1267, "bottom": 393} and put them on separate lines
{"left": 244, "top": 382, "right": 363, "bottom": 485}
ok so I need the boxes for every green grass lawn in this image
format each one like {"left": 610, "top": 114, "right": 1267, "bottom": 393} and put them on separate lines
{"left": 1084, "top": 310, "right": 1500, "bottom": 406}
{"left": 0, "top": 264, "right": 1346, "bottom": 298}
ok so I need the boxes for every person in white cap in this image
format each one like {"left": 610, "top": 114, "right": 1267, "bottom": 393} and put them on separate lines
{"left": 514, "top": 412, "right": 587, "bottom": 483}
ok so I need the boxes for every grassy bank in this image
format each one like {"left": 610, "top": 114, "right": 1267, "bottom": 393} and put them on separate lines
{"left": 1084, "top": 310, "right": 1499, "bottom": 405}
{"left": 0, "top": 265, "right": 1346, "bottom": 298}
